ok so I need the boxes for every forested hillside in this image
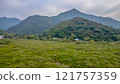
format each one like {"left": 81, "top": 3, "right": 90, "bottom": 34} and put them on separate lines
{"left": 42, "top": 17, "right": 120, "bottom": 42}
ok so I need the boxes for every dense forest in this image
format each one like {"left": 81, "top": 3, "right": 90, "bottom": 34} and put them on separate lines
{"left": 41, "top": 17, "right": 120, "bottom": 42}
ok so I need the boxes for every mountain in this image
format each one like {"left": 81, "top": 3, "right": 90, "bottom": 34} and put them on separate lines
{"left": 42, "top": 17, "right": 120, "bottom": 41}
{"left": 0, "top": 17, "right": 21, "bottom": 30}
{"left": 51, "top": 9, "right": 120, "bottom": 28}
{"left": 7, "top": 9, "right": 120, "bottom": 35}
{"left": 7, "top": 15, "right": 54, "bottom": 35}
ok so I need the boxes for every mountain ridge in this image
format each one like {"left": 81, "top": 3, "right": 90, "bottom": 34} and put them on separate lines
{"left": 51, "top": 9, "right": 120, "bottom": 28}
{"left": 6, "top": 9, "right": 120, "bottom": 35}
{"left": 0, "top": 17, "right": 21, "bottom": 30}
{"left": 7, "top": 15, "right": 54, "bottom": 35}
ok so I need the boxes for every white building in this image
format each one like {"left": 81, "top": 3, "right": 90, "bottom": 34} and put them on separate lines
{"left": 74, "top": 38, "right": 83, "bottom": 41}
{"left": 74, "top": 38, "right": 80, "bottom": 41}
{"left": 52, "top": 37, "right": 58, "bottom": 39}
{"left": 0, "top": 35, "right": 4, "bottom": 39}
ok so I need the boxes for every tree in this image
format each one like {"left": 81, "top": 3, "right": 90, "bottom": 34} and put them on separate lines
{"left": 27, "top": 35, "right": 37, "bottom": 40}
{"left": 69, "top": 34, "right": 75, "bottom": 41}
{"left": 62, "top": 37, "right": 68, "bottom": 42}
{"left": 84, "top": 37, "right": 90, "bottom": 41}
{"left": 48, "top": 35, "right": 52, "bottom": 41}
{"left": 90, "top": 39, "right": 95, "bottom": 43}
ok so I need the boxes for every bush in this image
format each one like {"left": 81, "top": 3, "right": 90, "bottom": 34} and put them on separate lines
{"left": 75, "top": 41, "right": 82, "bottom": 44}
{"left": 0, "top": 39, "right": 11, "bottom": 44}
{"left": 90, "top": 40, "right": 95, "bottom": 44}
{"left": 27, "top": 35, "right": 38, "bottom": 40}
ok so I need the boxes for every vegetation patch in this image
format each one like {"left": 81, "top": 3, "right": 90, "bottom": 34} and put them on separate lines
{"left": 0, "top": 39, "right": 120, "bottom": 68}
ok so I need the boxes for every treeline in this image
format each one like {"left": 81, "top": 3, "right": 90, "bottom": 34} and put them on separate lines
{"left": 1, "top": 31, "right": 120, "bottom": 43}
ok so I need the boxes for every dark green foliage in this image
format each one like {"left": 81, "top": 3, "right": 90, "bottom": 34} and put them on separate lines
{"left": 0, "top": 30, "right": 4, "bottom": 35}
{"left": 27, "top": 35, "right": 38, "bottom": 40}
{"left": 42, "top": 17, "right": 120, "bottom": 42}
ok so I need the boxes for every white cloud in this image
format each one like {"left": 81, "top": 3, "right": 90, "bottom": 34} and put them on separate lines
{"left": 0, "top": 0, "right": 120, "bottom": 21}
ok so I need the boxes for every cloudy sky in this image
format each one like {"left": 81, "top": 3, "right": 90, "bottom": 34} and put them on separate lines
{"left": 0, "top": 0, "right": 120, "bottom": 21}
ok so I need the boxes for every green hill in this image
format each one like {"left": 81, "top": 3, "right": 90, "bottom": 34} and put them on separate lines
{"left": 42, "top": 17, "right": 120, "bottom": 42}
{"left": 7, "top": 15, "right": 54, "bottom": 35}
{"left": 6, "top": 9, "right": 120, "bottom": 35}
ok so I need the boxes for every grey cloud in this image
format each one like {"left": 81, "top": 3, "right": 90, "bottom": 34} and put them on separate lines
{"left": 0, "top": 0, "right": 120, "bottom": 21}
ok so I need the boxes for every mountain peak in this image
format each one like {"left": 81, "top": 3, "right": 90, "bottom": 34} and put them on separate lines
{"left": 70, "top": 8, "right": 79, "bottom": 11}
{"left": 68, "top": 8, "right": 80, "bottom": 13}
{"left": 57, "top": 8, "right": 82, "bottom": 17}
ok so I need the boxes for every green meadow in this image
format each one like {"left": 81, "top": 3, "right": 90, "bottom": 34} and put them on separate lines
{"left": 0, "top": 39, "right": 120, "bottom": 68}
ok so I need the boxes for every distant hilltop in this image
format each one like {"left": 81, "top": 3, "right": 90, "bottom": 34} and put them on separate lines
{"left": 0, "top": 17, "right": 21, "bottom": 30}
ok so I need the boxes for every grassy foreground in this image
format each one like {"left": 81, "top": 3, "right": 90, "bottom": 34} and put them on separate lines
{"left": 0, "top": 39, "right": 120, "bottom": 68}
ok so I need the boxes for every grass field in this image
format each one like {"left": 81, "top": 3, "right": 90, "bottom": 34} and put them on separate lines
{"left": 0, "top": 39, "right": 120, "bottom": 68}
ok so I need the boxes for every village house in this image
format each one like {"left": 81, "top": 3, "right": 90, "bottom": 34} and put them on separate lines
{"left": 74, "top": 38, "right": 79, "bottom": 41}
{"left": 74, "top": 38, "right": 83, "bottom": 41}
{"left": 52, "top": 37, "right": 58, "bottom": 39}
{"left": 0, "top": 35, "right": 4, "bottom": 39}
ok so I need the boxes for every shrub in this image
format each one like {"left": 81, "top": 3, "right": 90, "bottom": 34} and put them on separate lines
{"left": 0, "top": 39, "right": 11, "bottom": 44}
{"left": 27, "top": 35, "right": 38, "bottom": 40}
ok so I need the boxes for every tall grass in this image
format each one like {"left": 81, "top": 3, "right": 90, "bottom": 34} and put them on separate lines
{"left": 0, "top": 39, "right": 120, "bottom": 68}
